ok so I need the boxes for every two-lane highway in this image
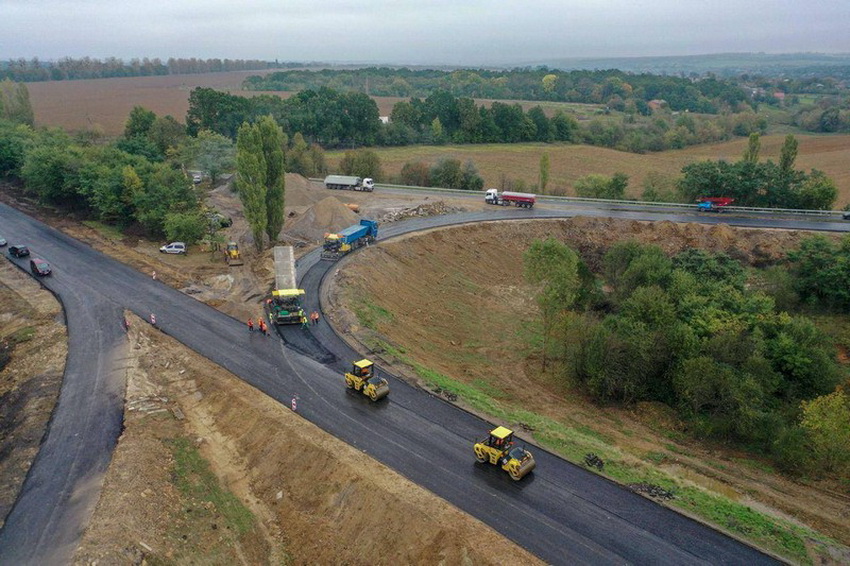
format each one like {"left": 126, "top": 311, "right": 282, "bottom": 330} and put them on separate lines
{"left": 0, "top": 200, "right": 794, "bottom": 564}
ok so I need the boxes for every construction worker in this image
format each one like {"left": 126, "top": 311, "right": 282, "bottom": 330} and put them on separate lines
{"left": 301, "top": 315, "right": 309, "bottom": 329}
{"left": 261, "top": 319, "right": 269, "bottom": 336}
{"left": 311, "top": 311, "right": 320, "bottom": 325}
{"left": 247, "top": 318, "right": 254, "bottom": 332}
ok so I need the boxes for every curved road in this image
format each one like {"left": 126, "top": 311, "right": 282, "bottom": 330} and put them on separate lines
{"left": 2, "top": 200, "right": 832, "bottom": 564}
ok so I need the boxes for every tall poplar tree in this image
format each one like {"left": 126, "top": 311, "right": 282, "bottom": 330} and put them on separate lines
{"left": 257, "top": 115, "right": 286, "bottom": 242}
{"left": 236, "top": 122, "right": 268, "bottom": 251}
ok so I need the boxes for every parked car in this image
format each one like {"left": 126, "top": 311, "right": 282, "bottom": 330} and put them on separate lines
{"left": 0, "top": 237, "right": 7, "bottom": 247}
{"left": 8, "top": 245, "right": 29, "bottom": 258}
{"left": 159, "top": 242, "right": 187, "bottom": 254}
{"left": 30, "top": 258, "right": 51, "bottom": 276}
{"left": 842, "top": 211, "right": 850, "bottom": 220}
{"left": 192, "top": 174, "right": 202, "bottom": 184}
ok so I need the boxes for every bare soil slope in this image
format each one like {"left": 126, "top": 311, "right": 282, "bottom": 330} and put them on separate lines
{"left": 74, "top": 317, "right": 542, "bottom": 565}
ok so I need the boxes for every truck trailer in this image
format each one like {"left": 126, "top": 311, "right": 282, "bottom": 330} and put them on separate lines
{"left": 323, "top": 175, "right": 375, "bottom": 192}
{"left": 321, "top": 219, "right": 378, "bottom": 261}
{"left": 484, "top": 189, "right": 536, "bottom": 208}
{"left": 697, "top": 197, "right": 734, "bottom": 212}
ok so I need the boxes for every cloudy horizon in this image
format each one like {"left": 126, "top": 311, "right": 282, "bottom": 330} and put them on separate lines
{"left": 2, "top": 0, "right": 849, "bottom": 67}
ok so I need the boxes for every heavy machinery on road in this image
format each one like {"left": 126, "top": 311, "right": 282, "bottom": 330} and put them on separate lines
{"left": 484, "top": 189, "right": 536, "bottom": 208}
{"left": 697, "top": 197, "right": 734, "bottom": 212}
{"left": 321, "top": 219, "right": 378, "bottom": 261}
{"left": 473, "top": 426, "right": 536, "bottom": 481}
{"left": 344, "top": 359, "right": 389, "bottom": 401}
{"left": 224, "top": 241, "right": 244, "bottom": 266}
{"left": 268, "top": 246, "right": 306, "bottom": 325}
{"left": 324, "top": 175, "right": 375, "bottom": 192}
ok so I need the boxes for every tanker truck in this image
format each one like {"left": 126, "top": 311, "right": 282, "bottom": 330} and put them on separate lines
{"left": 484, "top": 188, "right": 536, "bottom": 208}
{"left": 321, "top": 219, "right": 378, "bottom": 261}
{"left": 324, "top": 175, "right": 375, "bottom": 192}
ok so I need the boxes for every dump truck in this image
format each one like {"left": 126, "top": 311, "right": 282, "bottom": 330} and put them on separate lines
{"left": 344, "top": 359, "right": 389, "bottom": 401}
{"left": 484, "top": 189, "right": 536, "bottom": 208}
{"left": 321, "top": 219, "right": 378, "bottom": 261}
{"left": 224, "top": 241, "right": 244, "bottom": 266}
{"left": 268, "top": 246, "right": 306, "bottom": 325}
{"left": 324, "top": 175, "right": 375, "bottom": 192}
{"left": 697, "top": 197, "right": 734, "bottom": 212}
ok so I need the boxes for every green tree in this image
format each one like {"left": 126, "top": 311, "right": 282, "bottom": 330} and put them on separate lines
{"left": 339, "top": 148, "right": 383, "bottom": 180}
{"left": 430, "top": 158, "right": 463, "bottom": 189}
{"left": 574, "top": 172, "right": 628, "bottom": 199}
{"left": 256, "top": 115, "right": 286, "bottom": 242}
{"left": 538, "top": 153, "right": 550, "bottom": 194}
{"left": 779, "top": 134, "right": 798, "bottom": 178}
{"left": 524, "top": 238, "right": 580, "bottom": 370}
{"left": 236, "top": 122, "right": 268, "bottom": 251}
{"left": 0, "top": 79, "right": 34, "bottom": 126}
{"left": 741, "top": 132, "right": 761, "bottom": 164}
{"left": 124, "top": 106, "right": 157, "bottom": 139}
{"left": 800, "top": 390, "right": 850, "bottom": 473}
{"left": 147, "top": 115, "right": 186, "bottom": 156}
{"left": 179, "top": 130, "right": 235, "bottom": 185}
{"left": 164, "top": 211, "right": 207, "bottom": 244}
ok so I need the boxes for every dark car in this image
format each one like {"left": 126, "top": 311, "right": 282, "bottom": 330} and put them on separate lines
{"left": 30, "top": 258, "right": 51, "bottom": 276}
{"left": 8, "top": 245, "right": 30, "bottom": 258}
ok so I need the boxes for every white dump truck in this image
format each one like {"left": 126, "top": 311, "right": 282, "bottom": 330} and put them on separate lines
{"left": 323, "top": 175, "right": 375, "bottom": 192}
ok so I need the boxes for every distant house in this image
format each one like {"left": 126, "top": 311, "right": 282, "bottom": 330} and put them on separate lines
{"left": 647, "top": 99, "right": 667, "bottom": 111}
{"left": 379, "top": 116, "right": 390, "bottom": 124}
{"left": 773, "top": 92, "right": 786, "bottom": 104}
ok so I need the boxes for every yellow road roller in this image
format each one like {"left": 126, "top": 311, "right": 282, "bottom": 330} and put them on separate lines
{"left": 344, "top": 359, "right": 389, "bottom": 401}
{"left": 473, "top": 426, "right": 536, "bottom": 481}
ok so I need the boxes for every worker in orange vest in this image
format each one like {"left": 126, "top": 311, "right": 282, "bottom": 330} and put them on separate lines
{"left": 247, "top": 318, "right": 254, "bottom": 332}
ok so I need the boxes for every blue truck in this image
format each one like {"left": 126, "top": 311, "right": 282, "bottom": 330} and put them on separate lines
{"left": 321, "top": 219, "right": 378, "bottom": 260}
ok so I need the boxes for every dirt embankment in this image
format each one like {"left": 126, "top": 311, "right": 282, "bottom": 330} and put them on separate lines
{"left": 0, "top": 261, "right": 66, "bottom": 529}
{"left": 74, "top": 317, "right": 542, "bottom": 565}
{"left": 329, "top": 217, "right": 850, "bottom": 555}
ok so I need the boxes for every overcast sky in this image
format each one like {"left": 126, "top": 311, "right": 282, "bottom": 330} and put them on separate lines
{"left": 2, "top": 0, "right": 848, "bottom": 65}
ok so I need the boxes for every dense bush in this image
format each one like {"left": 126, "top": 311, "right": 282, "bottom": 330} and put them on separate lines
{"left": 525, "top": 239, "right": 846, "bottom": 472}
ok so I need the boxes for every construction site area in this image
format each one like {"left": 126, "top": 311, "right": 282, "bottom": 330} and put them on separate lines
{"left": 1, "top": 174, "right": 849, "bottom": 564}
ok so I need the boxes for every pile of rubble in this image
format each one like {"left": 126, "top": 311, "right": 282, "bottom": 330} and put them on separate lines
{"left": 627, "top": 482, "right": 676, "bottom": 500}
{"left": 377, "top": 201, "right": 462, "bottom": 223}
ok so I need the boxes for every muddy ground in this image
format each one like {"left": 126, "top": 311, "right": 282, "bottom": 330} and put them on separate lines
{"left": 3, "top": 174, "right": 850, "bottom": 563}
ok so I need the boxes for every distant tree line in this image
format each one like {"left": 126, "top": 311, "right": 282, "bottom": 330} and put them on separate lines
{"left": 244, "top": 67, "right": 750, "bottom": 114}
{"left": 0, "top": 57, "right": 295, "bottom": 82}
{"left": 524, "top": 238, "right": 850, "bottom": 475}
{"left": 187, "top": 86, "right": 764, "bottom": 153}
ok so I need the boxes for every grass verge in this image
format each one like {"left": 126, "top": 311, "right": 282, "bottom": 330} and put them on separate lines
{"left": 369, "top": 337, "right": 832, "bottom": 564}
{"left": 169, "top": 436, "right": 255, "bottom": 535}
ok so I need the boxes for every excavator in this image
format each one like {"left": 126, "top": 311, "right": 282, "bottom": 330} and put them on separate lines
{"left": 473, "top": 426, "right": 536, "bottom": 481}
{"left": 344, "top": 359, "right": 389, "bottom": 401}
{"left": 224, "top": 241, "right": 244, "bottom": 266}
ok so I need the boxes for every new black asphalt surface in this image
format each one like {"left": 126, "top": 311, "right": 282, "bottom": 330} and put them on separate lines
{"left": 3, "top": 200, "right": 830, "bottom": 564}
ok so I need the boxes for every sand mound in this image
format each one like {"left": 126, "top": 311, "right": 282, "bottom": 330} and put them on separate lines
{"left": 285, "top": 196, "right": 361, "bottom": 243}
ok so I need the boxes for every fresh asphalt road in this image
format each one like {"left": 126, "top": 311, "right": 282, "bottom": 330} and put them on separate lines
{"left": 1, "top": 200, "right": 827, "bottom": 564}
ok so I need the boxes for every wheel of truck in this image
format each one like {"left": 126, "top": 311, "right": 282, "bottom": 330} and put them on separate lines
{"left": 474, "top": 447, "right": 488, "bottom": 463}
{"left": 368, "top": 388, "right": 378, "bottom": 401}
{"left": 509, "top": 468, "right": 523, "bottom": 481}
{"left": 345, "top": 378, "right": 354, "bottom": 389}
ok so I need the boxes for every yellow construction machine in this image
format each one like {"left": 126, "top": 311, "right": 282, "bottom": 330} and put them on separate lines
{"left": 473, "top": 426, "right": 536, "bottom": 481}
{"left": 344, "top": 359, "right": 389, "bottom": 401}
{"left": 224, "top": 241, "right": 244, "bottom": 266}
